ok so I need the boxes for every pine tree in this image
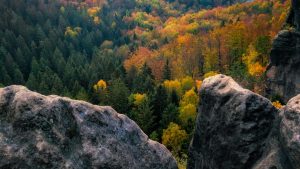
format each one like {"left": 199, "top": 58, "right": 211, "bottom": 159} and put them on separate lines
{"left": 50, "top": 74, "right": 64, "bottom": 94}
{"left": 52, "top": 48, "right": 66, "bottom": 75}
{"left": 126, "top": 65, "right": 138, "bottom": 90}
{"left": 152, "top": 85, "right": 169, "bottom": 131}
{"left": 133, "top": 63, "right": 155, "bottom": 93}
{"left": 170, "top": 89, "right": 179, "bottom": 106}
{"left": 0, "top": 66, "right": 12, "bottom": 85}
{"left": 160, "top": 104, "right": 179, "bottom": 130}
{"left": 162, "top": 59, "right": 171, "bottom": 81}
{"left": 26, "top": 73, "right": 38, "bottom": 90}
{"left": 107, "top": 79, "right": 130, "bottom": 114}
{"left": 134, "top": 98, "right": 155, "bottom": 135}
{"left": 75, "top": 87, "right": 89, "bottom": 101}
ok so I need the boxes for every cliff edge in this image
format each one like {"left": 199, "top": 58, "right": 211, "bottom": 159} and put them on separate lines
{"left": 188, "top": 74, "right": 299, "bottom": 169}
{"left": 0, "top": 85, "right": 177, "bottom": 169}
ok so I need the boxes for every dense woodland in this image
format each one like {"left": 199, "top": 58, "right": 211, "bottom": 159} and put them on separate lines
{"left": 0, "top": 0, "right": 289, "bottom": 167}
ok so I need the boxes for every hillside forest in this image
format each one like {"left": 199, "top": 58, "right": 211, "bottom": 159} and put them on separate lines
{"left": 0, "top": 0, "right": 290, "bottom": 167}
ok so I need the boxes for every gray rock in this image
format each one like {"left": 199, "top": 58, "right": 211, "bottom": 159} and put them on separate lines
{"left": 266, "top": 29, "right": 300, "bottom": 103}
{"left": 266, "top": 0, "right": 300, "bottom": 103}
{"left": 187, "top": 75, "right": 277, "bottom": 169}
{"left": 286, "top": 0, "right": 300, "bottom": 31}
{"left": 280, "top": 94, "right": 300, "bottom": 169}
{"left": 187, "top": 75, "right": 300, "bottom": 169}
{"left": 0, "top": 85, "right": 177, "bottom": 169}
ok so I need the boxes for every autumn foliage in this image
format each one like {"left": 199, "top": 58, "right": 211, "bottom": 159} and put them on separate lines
{"left": 0, "top": 0, "right": 290, "bottom": 167}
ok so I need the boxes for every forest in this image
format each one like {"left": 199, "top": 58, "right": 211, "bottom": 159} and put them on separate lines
{"left": 0, "top": 0, "right": 289, "bottom": 167}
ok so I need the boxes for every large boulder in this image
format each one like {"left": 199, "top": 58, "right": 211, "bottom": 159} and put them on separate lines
{"left": 187, "top": 75, "right": 300, "bottom": 169}
{"left": 0, "top": 85, "right": 177, "bottom": 169}
{"left": 187, "top": 75, "right": 277, "bottom": 169}
{"left": 266, "top": 29, "right": 300, "bottom": 103}
{"left": 280, "top": 94, "right": 300, "bottom": 169}
{"left": 266, "top": 0, "right": 300, "bottom": 103}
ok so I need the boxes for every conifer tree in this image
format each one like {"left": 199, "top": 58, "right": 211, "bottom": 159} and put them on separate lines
{"left": 107, "top": 78, "right": 130, "bottom": 114}
{"left": 162, "top": 59, "right": 171, "bottom": 81}
{"left": 152, "top": 85, "right": 169, "bottom": 131}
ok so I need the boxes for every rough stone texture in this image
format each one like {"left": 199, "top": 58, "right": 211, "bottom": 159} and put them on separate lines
{"left": 187, "top": 75, "right": 277, "bottom": 169}
{"left": 266, "top": 0, "right": 300, "bottom": 103}
{"left": 266, "top": 29, "right": 300, "bottom": 103}
{"left": 280, "top": 94, "right": 300, "bottom": 169}
{"left": 187, "top": 75, "right": 300, "bottom": 169}
{"left": 0, "top": 85, "right": 177, "bottom": 169}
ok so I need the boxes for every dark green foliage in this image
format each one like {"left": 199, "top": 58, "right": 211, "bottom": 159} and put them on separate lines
{"left": 254, "top": 35, "right": 272, "bottom": 66}
{"left": 162, "top": 59, "right": 171, "bottom": 81}
{"left": 107, "top": 79, "right": 130, "bottom": 114}
{"left": 133, "top": 63, "right": 155, "bottom": 93}
{"left": 0, "top": 0, "right": 129, "bottom": 100}
{"left": 131, "top": 98, "right": 155, "bottom": 135}
{"left": 126, "top": 66, "right": 138, "bottom": 90}
{"left": 170, "top": 89, "right": 180, "bottom": 106}
{"left": 160, "top": 104, "right": 179, "bottom": 130}
{"left": 152, "top": 85, "right": 169, "bottom": 130}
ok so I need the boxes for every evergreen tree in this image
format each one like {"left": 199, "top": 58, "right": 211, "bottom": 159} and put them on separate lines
{"left": 133, "top": 63, "right": 155, "bottom": 93}
{"left": 30, "top": 57, "right": 40, "bottom": 76}
{"left": 50, "top": 74, "right": 64, "bottom": 94}
{"left": 75, "top": 87, "right": 89, "bottom": 101}
{"left": 162, "top": 59, "right": 171, "bottom": 81}
{"left": 152, "top": 85, "right": 169, "bottom": 131}
{"left": 26, "top": 73, "right": 38, "bottom": 90}
{"left": 107, "top": 79, "right": 130, "bottom": 114}
{"left": 160, "top": 103, "right": 179, "bottom": 132}
{"left": 170, "top": 89, "right": 179, "bottom": 106}
{"left": 133, "top": 98, "right": 155, "bottom": 135}
{"left": 126, "top": 65, "right": 138, "bottom": 90}
{"left": 0, "top": 66, "right": 12, "bottom": 85}
{"left": 52, "top": 48, "right": 66, "bottom": 75}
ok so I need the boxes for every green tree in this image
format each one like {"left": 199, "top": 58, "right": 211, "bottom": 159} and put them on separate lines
{"left": 160, "top": 103, "right": 179, "bottom": 132}
{"left": 162, "top": 59, "right": 171, "bottom": 81}
{"left": 107, "top": 79, "right": 130, "bottom": 114}
{"left": 26, "top": 73, "right": 38, "bottom": 90}
{"left": 169, "top": 89, "right": 179, "bottom": 106}
{"left": 131, "top": 97, "right": 155, "bottom": 135}
{"left": 75, "top": 87, "right": 89, "bottom": 101}
{"left": 52, "top": 48, "right": 66, "bottom": 75}
{"left": 152, "top": 85, "right": 169, "bottom": 131}
{"left": 133, "top": 63, "right": 155, "bottom": 93}
{"left": 126, "top": 65, "right": 138, "bottom": 90}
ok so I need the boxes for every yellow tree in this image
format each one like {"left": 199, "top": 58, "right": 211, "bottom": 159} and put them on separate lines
{"left": 132, "top": 93, "right": 148, "bottom": 106}
{"left": 162, "top": 122, "right": 188, "bottom": 154}
{"left": 179, "top": 88, "right": 199, "bottom": 127}
{"left": 179, "top": 104, "right": 197, "bottom": 126}
{"left": 180, "top": 76, "right": 194, "bottom": 93}
{"left": 180, "top": 88, "right": 199, "bottom": 107}
{"left": 163, "top": 79, "right": 182, "bottom": 96}
{"left": 93, "top": 79, "right": 108, "bottom": 105}
{"left": 195, "top": 80, "right": 202, "bottom": 91}
{"left": 93, "top": 79, "right": 107, "bottom": 92}
{"left": 243, "top": 44, "right": 266, "bottom": 77}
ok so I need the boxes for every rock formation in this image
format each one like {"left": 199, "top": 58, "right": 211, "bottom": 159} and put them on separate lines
{"left": 0, "top": 85, "right": 177, "bottom": 169}
{"left": 280, "top": 94, "right": 300, "bottom": 169}
{"left": 187, "top": 74, "right": 300, "bottom": 169}
{"left": 266, "top": 0, "right": 300, "bottom": 103}
{"left": 287, "top": 0, "right": 300, "bottom": 31}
